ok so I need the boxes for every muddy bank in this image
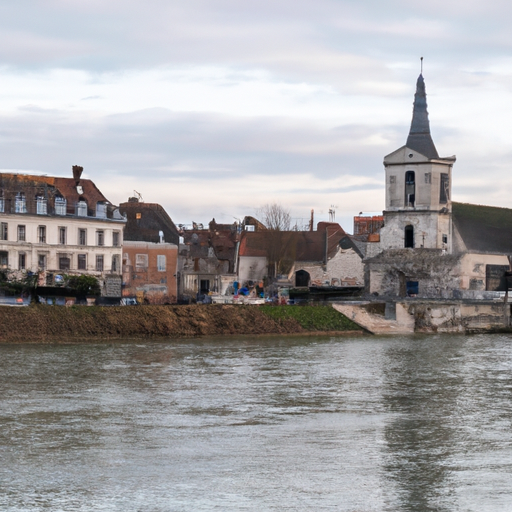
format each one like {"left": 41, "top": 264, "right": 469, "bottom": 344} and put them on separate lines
{"left": 0, "top": 304, "right": 363, "bottom": 342}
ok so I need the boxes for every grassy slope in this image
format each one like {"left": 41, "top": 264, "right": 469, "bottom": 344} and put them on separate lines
{"left": 260, "top": 305, "right": 360, "bottom": 331}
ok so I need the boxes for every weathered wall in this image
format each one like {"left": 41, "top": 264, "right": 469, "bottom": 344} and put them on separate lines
{"left": 407, "top": 301, "right": 509, "bottom": 333}
{"left": 238, "top": 255, "right": 267, "bottom": 283}
{"left": 122, "top": 241, "right": 178, "bottom": 303}
{"left": 366, "top": 249, "right": 462, "bottom": 298}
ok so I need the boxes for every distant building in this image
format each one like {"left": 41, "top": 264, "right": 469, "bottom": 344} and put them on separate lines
{"left": 0, "top": 166, "right": 125, "bottom": 296}
{"left": 119, "top": 198, "right": 179, "bottom": 303}
{"left": 238, "top": 222, "right": 365, "bottom": 290}
{"left": 178, "top": 219, "right": 239, "bottom": 301}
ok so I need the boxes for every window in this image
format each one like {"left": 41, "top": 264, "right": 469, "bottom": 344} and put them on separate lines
{"left": 78, "top": 229, "right": 87, "bottom": 246}
{"left": 76, "top": 200, "right": 87, "bottom": 217}
{"left": 440, "top": 173, "right": 449, "bottom": 203}
{"left": 442, "top": 234, "right": 448, "bottom": 245}
{"left": 111, "top": 254, "right": 120, "bottom": 273}
{"left": 38, "top": 226, "right": 46, "bottom": 243}
{"left": 38, "top": 254, "right": 46, "bottom": 270}
{"left": 136, "top": 212, "right": 142, "bottom": 220}
{"left": 59, "top": 227, "right": 66, "bottom": 245}
{"left": 17, "top": 225, "right": 25, "bottom": 242}
{"left": 77, "top": 254, "right": 87, "bottom": 270}
{"left": 404, "top": 225, "right": 414, "bottom": 248}
{"left": 96, "top": 255, "right": 104, "bottom": 272}
{"left": 18, "top": 252, "right": 26, "bottom": 270}
{"left": 405, "top": 171, "right": 415, "bottom": 207}
{"left": 157, "top": 255, "right": 166, "bottom": 272}
{"left": 36, "top": 196, "right": 47, "bottom": 215}
{"left": 55, "top": 196, "right": 67, "bottom": 215}
{"left": 96, "top": 230, "right": 104, "bottom": 246}
{"left": 59, "top": 256, "right": 70, "bottom": 270}
{"left": 0, "top": 251, "right": 7, "bottom": 268}
{"left": 15, "top": 193, "right": 26, "bottom": 213}
{"left": 0, "top": 191, "right": 4, "bottom": 213}
{"left": 1, "top": 222, "right": 8, "bottom": 241}
{"left": 96, "top": 202, "right": 107, "bottom": 219}
{"left": 135, "top": 254, "right": 148, "bottom": 269}
{"left": 112, "top": 231, "right": 120, "bottom": 247}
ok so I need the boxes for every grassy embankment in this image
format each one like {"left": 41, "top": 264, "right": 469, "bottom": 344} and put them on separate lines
{"left": 0, "top": 304, "right": 362, "bottom": 342}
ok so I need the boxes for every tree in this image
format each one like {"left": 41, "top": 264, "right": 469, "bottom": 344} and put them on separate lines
{"left": 258, "top": 202, "right": 291, "bottom": 231}
{"left": 257, "top": 203, "right": 296, "bottom": 280}
{"left": 66, "top": 274, "right": 101, "bottom": 296}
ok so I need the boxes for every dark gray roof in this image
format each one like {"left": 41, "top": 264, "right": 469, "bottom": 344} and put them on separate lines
{"left": 406, "top": 74, "right": 439, "bottom": 160}
{"left": 452, "top": 202, "right": 512, "bottom": 254}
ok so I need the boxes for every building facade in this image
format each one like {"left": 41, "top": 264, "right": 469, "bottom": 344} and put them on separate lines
{"left": 0, "top": 167, "right": 125, "bottom": 290}
{"left": 119, "top": 198, "right": 179, "bottom": 303}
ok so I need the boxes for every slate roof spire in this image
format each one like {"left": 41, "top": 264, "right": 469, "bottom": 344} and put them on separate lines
{"left": 406, "top": 74, "right": 439, "bottom": 159}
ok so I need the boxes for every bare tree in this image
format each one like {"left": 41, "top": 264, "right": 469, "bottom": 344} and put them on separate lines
{"left": 257, "top": 203, "right": 296, "bottom": 280}
{"left": 258, "top": 203, "right": 291, "bottom": 231}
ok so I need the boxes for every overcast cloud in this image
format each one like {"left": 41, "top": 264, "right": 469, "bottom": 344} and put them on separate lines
{"left": 1, "top": 1, "right": 512, "bottom": 229}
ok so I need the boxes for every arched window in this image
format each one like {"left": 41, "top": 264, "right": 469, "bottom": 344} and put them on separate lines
{"left": 405, "top": 171, "right": 415, "bottom": 207}
{"left": 404, "top": 225, "right": 414, "bottom": 248}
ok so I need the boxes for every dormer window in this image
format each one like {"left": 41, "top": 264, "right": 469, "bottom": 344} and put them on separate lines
{"left": 76, "top": 199, "right": 87, "bottom": 217}
{"left": 15, "top": 193, "right": 26, "bottom": 213}
{"left": 96, "top": 202, "right": 107, "bottom": 219}
{"left": 36, "top": 195, "right": 47, "bottom": 215}
{"left": 55, "top": 196, "right": 67, "bottom": 215}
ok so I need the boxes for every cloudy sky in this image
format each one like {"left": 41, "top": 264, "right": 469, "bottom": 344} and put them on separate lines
{"left": 2, "top": 0, "right": 512, "bottom": 230}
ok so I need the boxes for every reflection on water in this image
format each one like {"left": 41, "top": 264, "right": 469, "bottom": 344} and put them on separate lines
{"left": 1, "top": 334, "right": 512, "bottom": 511}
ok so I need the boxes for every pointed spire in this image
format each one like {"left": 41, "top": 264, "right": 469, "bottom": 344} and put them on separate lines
{"left": 406, "top": 74, "right": 439, "bottom": 159}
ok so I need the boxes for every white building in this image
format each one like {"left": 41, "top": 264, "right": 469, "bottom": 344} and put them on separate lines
{"left": 0, "top": 166, "right": 125, "bottom": 287}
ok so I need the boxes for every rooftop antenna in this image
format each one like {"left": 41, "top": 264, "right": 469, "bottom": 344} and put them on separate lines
{"left": 133, "top": 190, "right": 144, "bottom": 202}
{"left": 420, "top": 56, "right": 423, "bottom": 74}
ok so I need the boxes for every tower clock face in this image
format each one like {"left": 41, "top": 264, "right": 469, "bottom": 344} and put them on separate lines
{"left": 76, "top": 185, "right": 83, "bottom": 194}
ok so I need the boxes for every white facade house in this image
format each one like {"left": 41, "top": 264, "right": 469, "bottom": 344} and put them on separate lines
{"left": 0, "top": 166, "right": 125, "bottom": 287}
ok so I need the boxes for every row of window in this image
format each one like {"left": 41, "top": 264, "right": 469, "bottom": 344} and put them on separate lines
{"left": 132, "top": 254, "right": 166, "bottom": 271}
{"left": 0, "top": 193, "right": 108, "bottom": 218}
{"left": 0, "top": 223, "right": 120, "bottom": 247}
{"left": 1, "top": 251, "right": 120, "bottom": 273}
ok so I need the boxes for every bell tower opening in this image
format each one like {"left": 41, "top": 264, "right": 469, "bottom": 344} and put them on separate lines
{"left": 405, "top": 171, "right": 415, "bottom": 207}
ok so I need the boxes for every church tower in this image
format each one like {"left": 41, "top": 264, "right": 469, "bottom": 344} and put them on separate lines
{"left": 379, "top": 74, "right": 456, "bottom": 252}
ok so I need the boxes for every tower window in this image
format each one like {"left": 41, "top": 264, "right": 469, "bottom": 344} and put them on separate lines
{"left": 405, "top": 171, "right": 415, "bottom": 207}
{"left": 405, "top": 225, "right": 414, "bottom": 248}
{"left": 440, "top": 173, "right": 449, "bottom": 203}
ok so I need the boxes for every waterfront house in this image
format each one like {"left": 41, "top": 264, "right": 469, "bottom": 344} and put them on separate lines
{"left": 0, "top": 166, "right": 125, "bottom": 298}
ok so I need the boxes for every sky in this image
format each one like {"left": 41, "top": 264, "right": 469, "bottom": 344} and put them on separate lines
{"left": 2, "top": 1, "right": 512, "bottom": 231}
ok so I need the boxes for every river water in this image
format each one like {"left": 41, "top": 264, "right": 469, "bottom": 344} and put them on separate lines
{"left": 1, "top": 334, "right": 512, "bottom": 511}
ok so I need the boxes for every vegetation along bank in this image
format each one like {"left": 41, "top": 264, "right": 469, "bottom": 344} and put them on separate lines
{"left": 0, "top": 304, "right": 363, "bottom": 342}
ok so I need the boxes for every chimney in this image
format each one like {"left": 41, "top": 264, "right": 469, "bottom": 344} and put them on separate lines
{"left": 72, "top": 165, "right": 83, "bottom": 185}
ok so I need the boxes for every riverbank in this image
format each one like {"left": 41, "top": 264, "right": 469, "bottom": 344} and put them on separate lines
{"left": 0, "top": 304, "right": 363, "bottom": 342}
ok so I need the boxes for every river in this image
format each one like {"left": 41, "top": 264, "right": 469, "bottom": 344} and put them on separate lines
{"left": 1, "top": 334, "right": 512, "bottom": 511}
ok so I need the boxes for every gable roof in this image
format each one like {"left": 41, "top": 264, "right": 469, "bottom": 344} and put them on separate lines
{"left": 452, "top": 202, "right": 512, "bottom": 254}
